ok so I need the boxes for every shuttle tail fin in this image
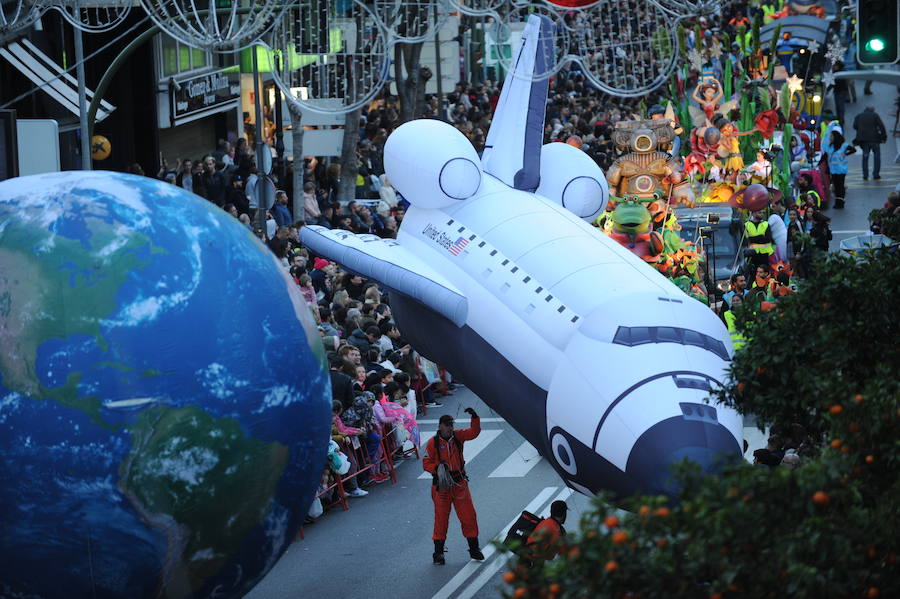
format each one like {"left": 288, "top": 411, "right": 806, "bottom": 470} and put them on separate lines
{"left": 481, "top": 14, "right": 555, "bottom": 192}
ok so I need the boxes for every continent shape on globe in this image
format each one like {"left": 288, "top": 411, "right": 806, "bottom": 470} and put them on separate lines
{"left": 0, "top": 172, "right": 332, "bottom": 599}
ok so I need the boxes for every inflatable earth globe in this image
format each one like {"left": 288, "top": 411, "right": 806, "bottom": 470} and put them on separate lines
{"left": 0, "top": 172, "right": 331, "bottom": 598}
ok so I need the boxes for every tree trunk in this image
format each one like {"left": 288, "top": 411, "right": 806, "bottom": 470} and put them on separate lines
{"left": 288, "top": 102, "right": 305, "bottom": 221}
{"left": 338, "top": 108, "right": 361, "bottom": 204}
{"left": 396, "top": 42, "right": 425, "bottom": 124}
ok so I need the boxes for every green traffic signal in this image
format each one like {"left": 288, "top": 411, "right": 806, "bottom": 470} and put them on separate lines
{"left": 865, "top": 38, "right": 886, "bottom": 53}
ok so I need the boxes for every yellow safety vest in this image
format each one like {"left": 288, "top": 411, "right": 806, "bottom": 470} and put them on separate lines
{"left": 745, "top": 220, "right": 774, "bottom": 255}
{"left": 724, "top": 310, "right": 746, "bottom": 351}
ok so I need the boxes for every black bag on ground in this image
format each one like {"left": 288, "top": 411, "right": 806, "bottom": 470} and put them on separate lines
{"left": 503, "top": 510, "right": 542, "bottom": 546}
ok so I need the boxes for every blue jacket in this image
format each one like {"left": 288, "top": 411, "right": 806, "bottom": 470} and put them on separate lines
{"left": 272, "top": 202, "right": 293, "bottom": 226}
{"left": 821, "top": 141, "right": 851, "bottom": 175}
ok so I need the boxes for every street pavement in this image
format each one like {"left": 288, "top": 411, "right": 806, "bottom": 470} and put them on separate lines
{"left": 825, "top": 80, "right": 899, "bottom": 251}
{"left": 247, "top": 82, "right": 897, "bottom": 599}
{"left": 247, "top": 386, "right": 767, "bottom": 599}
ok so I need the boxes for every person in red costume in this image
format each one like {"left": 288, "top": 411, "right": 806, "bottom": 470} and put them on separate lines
{"left": 423, "top": 409, "right": 484, "bottom": 564}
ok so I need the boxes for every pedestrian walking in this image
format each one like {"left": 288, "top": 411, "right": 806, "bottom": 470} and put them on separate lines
{"left": 852, "top": 106, "right": 887, "bottom": 180}
{"left": 821, "top": 128, "right": 856, "bottom": 209}
{"left": 423, "top": 409, "right": 484, "bottom": 565}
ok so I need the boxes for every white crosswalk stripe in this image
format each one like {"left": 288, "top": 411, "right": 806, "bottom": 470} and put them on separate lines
{"left": 488, "top": 441, "right": 543, "bottom": 478}
{"left": 418, "top": 429, "right": 504, "bottom": 479}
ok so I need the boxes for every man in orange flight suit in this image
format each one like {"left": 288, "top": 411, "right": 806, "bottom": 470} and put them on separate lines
{"left": 423, "top": 409, "right": 483, "bottom": 564}
{"left": 526, "top": 500, "right": 568, "bottom": 567}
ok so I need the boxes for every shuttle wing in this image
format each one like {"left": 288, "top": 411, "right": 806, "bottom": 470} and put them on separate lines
{"left": 300, "top": 226, "right": 469, "bottom": 327}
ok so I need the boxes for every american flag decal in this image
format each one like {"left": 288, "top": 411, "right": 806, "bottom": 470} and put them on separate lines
{"left": 448, "top": 237, "right": 469, "bottom": 256}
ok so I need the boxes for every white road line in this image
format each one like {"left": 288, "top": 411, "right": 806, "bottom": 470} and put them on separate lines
{"left": 488, "top": 441, "right": 543, "bottom": 478}
{"left": 455, "top": 487, "right": 575, "bottom": 599}
{"left": 418, "top": 429, "right": 504, "bottom": 479}
{"left": 417, "top": 417, "right": 507, "bottom": 425}
{"left": 431, "top": 486, "right": 558, "bottom": 599}
{"left": 832, "top": 230, "right": 870, "bottom": 234}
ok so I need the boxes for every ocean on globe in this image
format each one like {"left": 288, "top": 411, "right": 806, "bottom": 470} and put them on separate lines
{"left": 0, "top": 172, "right": 332, "bottom": 599}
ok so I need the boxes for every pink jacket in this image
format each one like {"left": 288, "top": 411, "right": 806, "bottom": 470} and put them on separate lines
{"left": 333, "top": 415, "right": 362, "bottom": 437}
{"left": 300, "top": 284, "right": 316, "bottom": 305}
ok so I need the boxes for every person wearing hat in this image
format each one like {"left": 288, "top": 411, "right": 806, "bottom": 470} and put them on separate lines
{"left": 423, "top": 409, "right": 483, "bottom": 565}
{"left": 310, "top": 258, "right": 333, "bottom": 296}
{"left": 525, "top": 500, "right": 569, "bottom": 567}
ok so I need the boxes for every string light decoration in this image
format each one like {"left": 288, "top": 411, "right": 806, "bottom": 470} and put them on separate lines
{"left": 559, "top": 0, "right": 680, "bottom": 96}
{"left": 374, "top": 0, "right": 447, "bottom": 44}
{"left": 49, "top": 0, "right": 132, "bottom": 33}
{"left": 138, "top": 0, "right": 293, "bottom": 51}
{"left": 0, "top": 0, "right": 45, "bottom": 42}
{"left": 500, "top": 3, "right": 571, "bottom": 80}
{"left": 266, "top": 0, "right": 390, "bottom": 115}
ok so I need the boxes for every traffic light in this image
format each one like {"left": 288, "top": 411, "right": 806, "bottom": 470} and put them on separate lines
{"left": 857, "top": 0, "right": 899, "bottom": 65}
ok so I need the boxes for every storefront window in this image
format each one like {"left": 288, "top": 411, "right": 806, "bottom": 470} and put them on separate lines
{"left": 159, "top": 34, "right": 211, "bottom": 78}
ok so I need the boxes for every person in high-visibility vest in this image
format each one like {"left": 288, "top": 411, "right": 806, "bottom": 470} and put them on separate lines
{"left": 423, "top": 410, "right": 484, "bottom": 565}
{"left": 723, "top": 293, "right": 747, "bottom": 351}
{"left": 745, "top": 210, "right": 775, "bottom": 268}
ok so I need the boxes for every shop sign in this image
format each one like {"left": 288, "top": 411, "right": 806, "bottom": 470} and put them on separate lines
{"left": 172, "top": 69, "right": 240, "bottom": 120}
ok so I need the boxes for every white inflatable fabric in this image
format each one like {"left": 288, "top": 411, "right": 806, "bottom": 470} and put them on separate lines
{"left": 768, "top": 214, "right": 788, "bottom": 263}
{"left": 301, "top": 15, "right": 742, "bottom": 502}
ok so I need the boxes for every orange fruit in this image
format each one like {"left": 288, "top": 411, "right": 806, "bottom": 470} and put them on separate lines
{"left": 866, "top": 588, "right": 879, "bottom": 598}
{"left": 756, "top": 366, "right": 766, "bottom": 375}
{"left": 638, "top": 505, "right": 651, "bottom": 517}
{"left": 829, "top": 404, "right": 843, "bottom": 415}
{"left": 586, "top": 530, "right": 597, "bottom": 539}
{"left": 503, "top": 572, "right": 517, "bottom": 584}
{"left": 549, "top": 584, "right": 561, "bottom": 595}
{"left": 604, "top": 516, "right": 620, "bottom": 529}
{"left": 849, "top": 423, "right": 861, "bottom": 433}
{"left": 604, "top": 560, "right": 619, "bottom": 572}
{"left": 513, "top": 588, "right": 527, "bottom": 599}
{"left": 656, "top": 538, "right": 668, "bottom": 547}
{"left": 654, "top": 507, "right": 671, "bottom": 518}
{"left": 568, "top": 547, "right": 580, "bottom": 559}
{"left": 866, "top": 455, "right": 875, "bottom": 464}
{"left": 812, "top": 491, "right": 830, "bottom": 505}
{"left": 854, "top": 394, "right": 864, "bottom": 404}
{"left": 831, "top": 439, "right": 842, "bottom": 449}
{"left": 867, "top": 547, "right": 877, "bottom": 559}
{"left": 737, "top": 382, "right": 746, "bottom": 392}
{"left": 711, "top": 593, "right": 723, "bottom": 599}
{"left": 612, "top": 531, "right": 629, "bottom": 544}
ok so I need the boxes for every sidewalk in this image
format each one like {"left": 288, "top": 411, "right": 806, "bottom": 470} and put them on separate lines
{"left": 825, "top": 80, "right": 900, "bottom": 251}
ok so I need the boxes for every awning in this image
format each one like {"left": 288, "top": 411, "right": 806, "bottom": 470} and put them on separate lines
{"left": 0, "top": 38, "right": 115, "bottom": 121}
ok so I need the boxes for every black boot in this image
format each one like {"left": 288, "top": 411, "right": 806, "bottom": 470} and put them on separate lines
{"left": 834, "top": 198, "right": 845, "bottom": 209}
{"left": 433, "top": 539, "right": 445, "bottom": 565}
{"left": 467, "top": 537, "right": 485, "bottom": 560}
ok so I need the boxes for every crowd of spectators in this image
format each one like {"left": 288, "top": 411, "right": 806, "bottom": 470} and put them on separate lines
{"left": 142, "top": 0, "right": 897, "bottom": 514}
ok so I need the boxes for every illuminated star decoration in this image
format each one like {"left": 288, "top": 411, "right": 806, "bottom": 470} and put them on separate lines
{"left": 825, "top": 42, "right": 846, "bottom": 64}
{"left": 822, "top": 70, "right": 836, "bottom": 88}
{"left": 786, "top": 74, "right": 804, "bottom": 94}
{"left": 806, "top": 39, "right": 821, "bottom": 54}
{"left": 688, "top": 48, "right": 703, "bottom": 71}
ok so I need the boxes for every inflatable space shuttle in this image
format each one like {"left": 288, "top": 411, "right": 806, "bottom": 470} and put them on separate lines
{"left": 301, "top": 16, "right": 742, "bottom": 500}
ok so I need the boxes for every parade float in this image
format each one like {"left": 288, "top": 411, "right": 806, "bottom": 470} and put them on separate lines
{"left": 591, "top": 7, "right": 838, "bottom": 304}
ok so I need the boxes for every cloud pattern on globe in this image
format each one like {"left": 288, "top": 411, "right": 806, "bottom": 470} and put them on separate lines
{"left": 0, "top": 172, "right": 331, "bottom": 599}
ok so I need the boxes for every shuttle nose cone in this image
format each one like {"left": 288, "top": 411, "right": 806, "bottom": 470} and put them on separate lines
{"left": 625, "top": 416, "right": 741, "bottom": 500}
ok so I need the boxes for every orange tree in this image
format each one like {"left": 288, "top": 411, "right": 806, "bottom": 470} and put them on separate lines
{"left": 501, "top": 251, "right": 900, "bottom": 599}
